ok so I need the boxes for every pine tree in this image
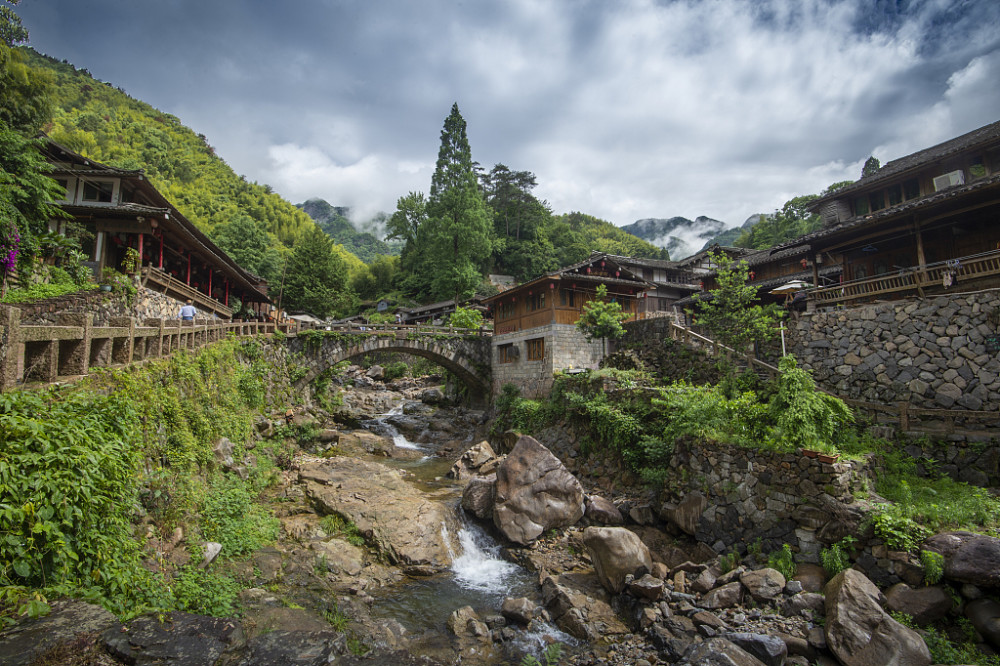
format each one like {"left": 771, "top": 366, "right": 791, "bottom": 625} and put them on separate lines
{"left": 421, "top": 103, "right": 497, "bottom": 303}
{"left": 282, "top": 225, "right": 351, "bottom": 318}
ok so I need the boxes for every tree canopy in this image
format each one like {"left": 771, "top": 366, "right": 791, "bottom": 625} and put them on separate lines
{"left": 576, "top": 284, "right": 630, "bottom": 357}
{"left": 281, "top": 225, "right": 352, "bottom": 318}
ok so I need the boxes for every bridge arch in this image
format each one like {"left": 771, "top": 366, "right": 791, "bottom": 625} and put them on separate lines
{"left": 287, "top": 334, "right": 492, "bottom": 405}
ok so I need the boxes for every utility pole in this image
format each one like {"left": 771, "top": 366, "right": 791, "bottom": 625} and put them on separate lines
{"left": 276, "top": 257, "right": 288, "bottom": 322}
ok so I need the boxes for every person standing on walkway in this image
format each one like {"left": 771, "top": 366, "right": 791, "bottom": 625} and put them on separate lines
{"left": 179, "top": 299, "right": 197, "bottom": 321}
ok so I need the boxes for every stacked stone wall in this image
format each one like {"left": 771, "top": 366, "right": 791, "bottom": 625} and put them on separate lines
{"left": 17, "top": 286, "right": 220, "bottom": 326}
{"left": 787, "top": 290, "right": 1000, "bottom": 412}
{"left": 491, "top": 324, "right": 604, "bottom": 398}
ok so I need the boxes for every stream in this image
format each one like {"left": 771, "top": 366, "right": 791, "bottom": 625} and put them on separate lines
{"left": 360, "top": 404, "right": 573, "bottom": 659}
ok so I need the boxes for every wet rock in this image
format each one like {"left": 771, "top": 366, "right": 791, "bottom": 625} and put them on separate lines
{"left": 0, "top": 600, "right": 117, "bottom": 666}
{"left": 500, "top": 597, "right": 538, "bottom": 625}
{"left": 585, "top": 494, "right": 624, "bottom": 525}
{"left": 740, "top": 568, "right": 786, "bottom": 603}
{"left": 232, "top": 630, "right": 345, "bottom": 665}
{"left": 420, "top": 387, "right": 447, "bottom": 405}
{"left": 449, "top": 441, "right": 497, "bottom": 480}
{"left": 583, "top": 526, "right": 653, "bottom": 594}
{"left": 301, "top": 457, "right": 460, "bottom": 570}
{"left": 884, "top": 583, "right": 953, "bottom": 625}
{"left": 461, "top": 475, "right": 496, "bottom": 520}
{"left": 540, "top": 574, "right": 629, "bottom": 641}
{"left": 781, "top": 592, "right": 825, "bottom": 618}
{"left": 311, "top": 538, "right": 365, "bottom": 576}
{"left": 492, "top": 436, "right": 585, "bottom": 545}
{"left": 924, "top": 531, "right": 1000, "bottom": 588}
{"left": 447, "top": 606, "right": 489, "bottom": 640}
{"left": 337, "top": 430, "right": 395, "bottom": 457}
{"left": 103, "top": 612, "right": 243, "bottom": 666}
{"left": 723, "top": 632, "right": 788, "bottom": 666}
{"left": 824, "top": 568, "right": 930, "bottom": 666}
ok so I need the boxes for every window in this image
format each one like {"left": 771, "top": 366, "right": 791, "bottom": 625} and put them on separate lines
{"left": 54, "top": 178, "right": 73, "bottom": 201}
{"left": 528, "top": 292, "right": 545, "bottom": 311}
{"left": 560, "top": 289, "right": 575, "bottom": 307}
{"left": 497, "top": 301, "right": 515, "bottom": 320}
{"left": 526, "top": 337, "right": 544, "bottom": 361}
{"left": 82, "top": 180, "right": 114, "bottom": 203}
{"left": 887, "top": 184, "right": 902, "bottom": 206}
{"left": 498, "top": 344, "right": 516, "bottom": 364}
{"left": 970, "top": 156, "right": 987, "bottom": 180}
{"left": 903, "top": 178, "right": 920, "bottom": 200}
{"left": 868, "top": 191, "right": 885, "bottom": 212}
{"left": 855, "top": 196, "right": 869, "bottom": 216}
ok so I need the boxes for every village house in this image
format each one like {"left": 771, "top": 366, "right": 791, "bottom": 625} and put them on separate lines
{"left": 484, "top": 253, "right": 650, "bottom": 397}
{"left": 42, "top": 138, "right": 270, "bottom": 319}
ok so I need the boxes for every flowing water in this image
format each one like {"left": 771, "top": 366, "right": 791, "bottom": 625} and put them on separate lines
{"left": 361, "top": 404, "right": 574, "bottom": 658}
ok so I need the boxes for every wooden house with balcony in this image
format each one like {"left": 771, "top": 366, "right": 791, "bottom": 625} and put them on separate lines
{"left": 801, "top": 119, "right": 1000, "bottom": 307}
{"left": 43, "top": 139, "right": 269, "bottom": 318}
{"left": 484, "top": 253, "right": 650, "bottom": 397}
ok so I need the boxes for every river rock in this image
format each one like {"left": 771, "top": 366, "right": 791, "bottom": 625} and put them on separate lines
{"left": 366, "top": 364, "right": 385, "bottom": 380}
{"left": 924, "top": 531, "right": 1000, "bottom": 588}
{"left": 449, "top": 441, "right": 497, "bottom": 480}
{"left": 659, "top": 491, "right": 707, "bottom": 536}
{"left": 585, "top": 494, "right": 624, "bottom": 525}
{"left": 679, "top": 637, "right": 768, "bottom": 665}
{"left": 447, "top": 606, "right": 489, "bottom": 640}
{"left": 966, "top": 598, "right": 1000, "bottom": 650}
{"left": 0, "top": 600, "right": 117, "bottom": 666}
{"left": 583, "top": 526, "right": 653, "bottom": 594}
{"left": 420, "top": 387, "right": 447, "bottom": 405}
{"left": 884, "top": 583, "right": 953, "bottom": 625}
{"left": 337, "top": 430, "right": 395, "bottom": 457}
{"left": 461, "top": 475, "right": 496, "bottom": 520}
{"left": 103, "top": 612, "right": 243, "bottom": 666}
{"left": 492, "top": 435, "right": 585, "bottom": 545}
{"left": 232, "top": 630, "right": 346, "bottom": 666}
{"left": 824, "top": 568, "right": 931, "bottom": 666}
{"left": 312, "top": 538, "right": 365, "bottom": 576}
{"left": 740, "top": 568, "right": 786, "bottom": 602}
{"left": 540, "top": 574, "right": 630, "bottom": 641}
{"left": 500, "top": 597, "right": 539, "bottom": 625}
{"left": 701, "top": 581, "right": 744, "bottom": 610}
{"left": 723, "top": 632, "right": 788, "bottom": 666}
{"left": 300, "top": 457, "right": 460, "bottom": 571}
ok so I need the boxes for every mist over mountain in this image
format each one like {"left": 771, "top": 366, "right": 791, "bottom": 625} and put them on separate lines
{"left": 297, "top": 198, "right": 401, "bottom": 263}
{"left": 621, "top": 216, "right": 730, "bottom": 260}
{"left": 699, "top": 214, "right": 762, "bottom": 251}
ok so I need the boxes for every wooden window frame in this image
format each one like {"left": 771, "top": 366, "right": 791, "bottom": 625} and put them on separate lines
{"left": 526, "top": 337, "right": 544, "bottom": 361}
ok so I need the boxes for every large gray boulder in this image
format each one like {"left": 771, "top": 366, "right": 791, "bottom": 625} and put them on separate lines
{"left": 824, "top": 568, "right": 931, "bottom": 666}
{"left": 659, "top": 491, "right": 707, "bottom": 536}
{"left": 679, "top": 637, "right": 767, "bottom": 665}
{"left": 0, "top": 600, "right": 117, "bottom": 666}
{"left": 492, "top": 435, "right": 585, "bottom": 545}
{"left": 924, "top": 531, "right": 1000, "bottom": 588}
{"left": 582, "top": 526, "right": 653, "bottom": 594}
{"left": 966, "top": 598, "right": 1000, "bottom": 651}
{"left": 740, "top": 568, "right": 786, "bottom": 603}
{"left": 884, "top": 583, "right": 953, "bottom": 626}
{"left": 461, "top": 475, "right": 496, "bottom": 520}
{"left": 300, "top": 457, "right": 460, "bottom": 571}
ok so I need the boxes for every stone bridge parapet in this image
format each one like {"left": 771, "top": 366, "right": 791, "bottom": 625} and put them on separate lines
{"left": 287, "top": 330, "right": 492, "bottom": 404}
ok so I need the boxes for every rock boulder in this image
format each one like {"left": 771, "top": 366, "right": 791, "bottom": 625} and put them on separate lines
{"left": 492, "top": 435, "right": 585, "bottom": 545}
{"left": 924, "top": 531, "right": 1000, "bottom": 588}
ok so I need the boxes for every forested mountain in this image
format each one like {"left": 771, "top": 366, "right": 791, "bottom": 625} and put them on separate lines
{"left": 700, "top": 214, "right": 762, "bottom": 250}
{"left": 297, "top": 199, "right": 400, "bottom": 264}
{"left": 21, "top": 48, "right": 364, "bottom": 295}
{"left": 621, "top": 216, "right": 728, "bottom": 260}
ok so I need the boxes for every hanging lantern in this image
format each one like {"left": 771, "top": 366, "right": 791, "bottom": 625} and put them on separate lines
{"left": 600, "top": 261, "right": 606, "bottom": 267}
{"left": 586, "top": 267, "right": 591, "bottom": 274}
{"left": 549, "top": 283, "right": 555, "bottom": 289}
{"left": 749, "top": 271, "right": 756, "bottom": 280}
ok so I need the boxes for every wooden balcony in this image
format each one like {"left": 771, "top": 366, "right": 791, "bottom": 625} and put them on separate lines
{"left": 810, "top": 249, "right": 1000, "bottom": 306}
{"left": 141, "top": 266, "right": 233, "bottom": 318}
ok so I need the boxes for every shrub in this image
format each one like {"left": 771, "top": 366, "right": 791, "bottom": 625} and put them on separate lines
{"left": 821, "top": 536, "right": 856, "bottom": 578}
{"left": 199, "top": 479, "right": 279, "bottom": 557}
{"left": 449, "top": 306, "right": 483, "bottom": 330}
{"left": 767, "top": 543, "right": 796, "bottom": 580}
{"left": 921, "top": 549, "right": 944, "bottom": 585}
{"left": 769, "top": 355, "right": 852, "bottom": 450}
{"left": 171, "top": 566, "right": 241, "bottom": 617}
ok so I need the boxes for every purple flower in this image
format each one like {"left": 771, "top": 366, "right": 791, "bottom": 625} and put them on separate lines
{"left": 1, "top": 225, "right": 20, "bottom": 273}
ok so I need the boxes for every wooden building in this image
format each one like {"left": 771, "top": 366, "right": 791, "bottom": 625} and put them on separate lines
{"left": 486, "top": 253, "right": 649, "bottom": 335}
{"left": 43, "top": 139, "right": 269, "bottom": 318}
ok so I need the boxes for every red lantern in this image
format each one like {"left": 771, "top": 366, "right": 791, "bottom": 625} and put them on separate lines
{"left": 615, "top": 270, "right": 620, "bottom": 277}
{"left": 600, "top": 261, "right": 606, "bottom": 267}
{"left": 586, "top": 267, "right": 591, "bottom": 274}
{"left": 749, "top": 271, "right": 756, "bottom": 280}
{"left": 549, "top": 283, "right": 555, "bottom": 289}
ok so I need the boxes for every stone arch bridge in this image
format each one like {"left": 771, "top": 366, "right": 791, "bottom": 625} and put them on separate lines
{"left": 286, "top": 330, "right": 492, "bottom": 405}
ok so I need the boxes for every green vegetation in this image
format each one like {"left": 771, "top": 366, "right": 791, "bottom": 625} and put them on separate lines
{"left": 0, "top": 337, "right": 297, "bottom": 624}
{"left": 449, "top": 305, "right": 484, "bottom": 330}
{"left": 735, "top": 181, "right": 853, "bottom": 250}
{"left": 892, "top": 611, "right": 1000, "bottom": 666}
{"left": 319, "top": 514, "right": 365, "bottom": 547}
{"left": 820, "top": 536, "right": 856, "bottom": 578}
{"left": 921, "top": 549, "right": 944, "bottom": 585}
{"left": 766, "top": 543, "right": 796, "bottom": 580}
{"left": 690, "top": 250, "right": 784, "bottom": 356}
{"left": 521, "top": 642, "right": 562, "bottom": 666}
{"left": 575, "top": 284, "right": 630, "bottom": 357}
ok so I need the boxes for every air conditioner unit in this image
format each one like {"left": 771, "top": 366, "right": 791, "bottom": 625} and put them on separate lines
{"left": 933, "top": 170, "right": 965, "bottom": 192}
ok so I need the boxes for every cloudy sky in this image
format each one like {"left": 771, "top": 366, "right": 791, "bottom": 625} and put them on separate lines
{"left": 17, "top": 0, "right": 1000, "bottom": 236}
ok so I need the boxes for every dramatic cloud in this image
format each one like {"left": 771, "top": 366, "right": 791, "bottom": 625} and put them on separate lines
{"left": 18, "top": 0, "right": 1000, "bottom": 231}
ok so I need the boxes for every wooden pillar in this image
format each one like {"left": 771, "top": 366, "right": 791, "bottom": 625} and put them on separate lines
{"left": 208, "top": 267, "right": 213, "bottom": 300}
{"left": 225, "top": 279, "right": 229, "bottom": 306}
{"left": 138, "top": 233, "right": 144, "bottom": 269}
{"left": 186, "top": 253, "right": 191, "bottom": 284}
{"left": 914, "top": 216, "right": 927, "bottom": 298}
{"left": 158, "top": 232, "right": 164, "bottom": 269}
{"left": 812, "top": 254, "right": 820, "bottom": 288}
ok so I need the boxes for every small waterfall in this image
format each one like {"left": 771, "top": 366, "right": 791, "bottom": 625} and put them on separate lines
{"left": 370, "top": 404, "right": 424, "bottom": 451}
{"left": 448, "top": 521, "right": 521, "bottom": 594}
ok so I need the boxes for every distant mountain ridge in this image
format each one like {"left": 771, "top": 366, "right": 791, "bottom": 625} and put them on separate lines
{"left": 297, "top": 199, "right": 400, "bottom": 263}
{"left": 621, "top": 216, "right": 729, "bottom": 260}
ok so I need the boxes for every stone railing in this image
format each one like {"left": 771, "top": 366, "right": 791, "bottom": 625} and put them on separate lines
{"left": 0, "top": 305, "right": 300, "bottom": 392}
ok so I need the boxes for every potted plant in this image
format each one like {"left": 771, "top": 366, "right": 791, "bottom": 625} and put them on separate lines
{"left": 99, "top": 267, "right": 117, "bottom": 292}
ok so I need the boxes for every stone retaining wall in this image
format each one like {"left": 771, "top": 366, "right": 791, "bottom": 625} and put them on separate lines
{"left": 17, "top": 286, "right": 220, "bottom": 326}
{"left": 491, "top": 324, "right": 604, "bottom": 398}
{"left": 787, "top": 290, "right": 1000, "bottom": 411}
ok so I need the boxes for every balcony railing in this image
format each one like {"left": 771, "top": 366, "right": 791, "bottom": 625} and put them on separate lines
{"left": 141, "top": 266, "right": 234, "bottom": 318}
{"left": 809, "top": 249, "right": 1000, "bottom": 306}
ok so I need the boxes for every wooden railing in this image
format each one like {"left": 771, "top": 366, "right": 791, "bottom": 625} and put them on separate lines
{"left": 665, "top": 320, "right": 781, "bottom": 379}
{"left": 810, "top": 249, "right": 1000, "bottom": 306}
{"left": 0, "top": 305, "right": 299, "bottom": 392}
{"left": 141, "top": 266, "right": 234, "bottom": 318}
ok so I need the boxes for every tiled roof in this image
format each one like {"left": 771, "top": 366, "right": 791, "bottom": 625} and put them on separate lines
{"left": 813, "top": 119, "right": 1000, "bottom": 204}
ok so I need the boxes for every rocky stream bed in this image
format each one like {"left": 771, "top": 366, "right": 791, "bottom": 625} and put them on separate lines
{"left": 3, "top": 367, "right": 1000, "bottom": 665}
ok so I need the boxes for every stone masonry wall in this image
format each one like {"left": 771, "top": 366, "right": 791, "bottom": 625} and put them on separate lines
{"left": 18, "top": 286, "right": 221, "bottom": 326}
{"left": 787, "top": 290, "right": 1000, "bottom": 412}
{"left": 491, "top": 324, "right": 604, "bottom": 398}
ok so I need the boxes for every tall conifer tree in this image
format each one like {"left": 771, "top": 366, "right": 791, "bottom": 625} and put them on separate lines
{"left": 423, "top": 103, "right": 497, "bottom": 303}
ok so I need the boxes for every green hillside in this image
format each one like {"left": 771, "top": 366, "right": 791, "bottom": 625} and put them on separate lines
{"left": 297, "top": 199, "right": 401, "bottom": 264}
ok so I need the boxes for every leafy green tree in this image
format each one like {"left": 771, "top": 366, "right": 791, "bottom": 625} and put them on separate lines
{"left": 449, "top": 305, "right": 484, "bottom": 329}
{"left": 576, "top": 284, "right": 630, "bottom": 357}
{"left": 282, "top": 225, "right": 352, "bottom": 318}
{"left": 691, "top": 251, "right": 783, "bottom": 354}
{"left": 210, "top": 214, "right": 284, "bottom": 285}
{"left": 480, "top": 163, "right": 556, "bottom": 280}
{"left": 736, "top": 181, "right": 856, "bottom": 250}
{"left": 419, "top": 104, "right": 498, "bottom": 303}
